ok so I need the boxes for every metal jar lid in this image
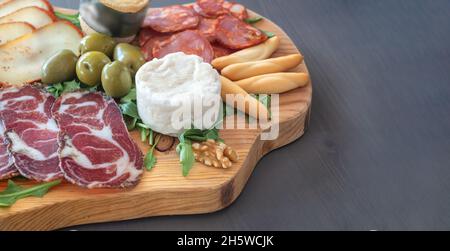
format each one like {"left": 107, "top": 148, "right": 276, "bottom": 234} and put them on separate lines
{"left": 79, "top": 0, "right": 149, "bottom": 38}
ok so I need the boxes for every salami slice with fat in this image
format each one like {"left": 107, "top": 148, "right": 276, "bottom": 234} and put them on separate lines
{"left": 143, "top": 5, "right": 199, "bottom": 33}
{"left": 197, "top": 17, "right": 218, "bottom": 42}
{"left": 139, "top": 29, "right": 173, "bottom": 61}
{"left": 212, "top": 43, "right": 235, "bottom": 59}
{"left": 193, "top": 0, "right": 227, "bottom": 18}
{"left": 223, "top": 2, "right": 249, "bottom": 20}
{"left": 216, "top": 15, "right": 267, "bottom": 50}
{"left": 153, "top": 30, "right": 215, "bottom": 63}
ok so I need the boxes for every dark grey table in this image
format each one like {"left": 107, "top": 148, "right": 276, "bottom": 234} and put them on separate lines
{"left": 51, "top": 0, "right": 450, "bottom": 231}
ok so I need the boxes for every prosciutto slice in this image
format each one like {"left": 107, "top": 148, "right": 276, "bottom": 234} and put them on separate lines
{"left": 0, "top": 122, "right": 16, "bottom": 180}
{"left": 0, "top": 86, "right": 62, "bottom": 181}
{"left": 52, "top": 92, "right": 143, "bottom": 188}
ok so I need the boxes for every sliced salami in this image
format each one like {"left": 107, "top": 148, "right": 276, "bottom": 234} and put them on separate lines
{"left": 0, "top": 86, "right": 62, "bottom": 182}
{"left": 223, "top": 2, "right": 249, "bottom": 20}
{"left": 216, "top": 15, "right": 267, "bottom": 50}
{"left": 196, "top": 17, "right": 218, "bottom": 42}
{"left": 0, "top": 122, "right": 16, "bottom": 180}
{"left": 143, "top": 5, "right": 199, "bottom": 33}
{"left": 153, "top": 30, "right": 215, "bottom": 63}
{"left": 193, "top": 0, "right": 227, "bottom": 18}
{"left": 52, "top": 92, "right": 144, "bottom": 188}
{"left": 140, "top": 29, "right": 173, "bottom": 61}
{"left": 212, "top": 43, "right": 236, "bottom": 58}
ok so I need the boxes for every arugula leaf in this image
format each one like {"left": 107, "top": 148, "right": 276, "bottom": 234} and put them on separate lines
{"left": 144, "top": 135, "right": 160, "bottom": 171}
{"left": 245, "top": 16, "right": 263, "bottom": 24}
{"left": 47, "top": 80, "right": 82, "bottom": 98}
{"left": 0, "top": 180, "right": 61, "bottom": 207}
{"left": 120, "top": 88, "right": 137, "bottom": 103}
{"left": 119, "top": 102, "right": 140, "bottom": 120}
{"left": 176, "top": 137, "right": 195, "bottom": 177}
{"left": 124, "top": 116, "right": 138, "bottom": 131}
{"left": 262, "top": 30, "right": 276, "bottom": 38}
{"left": 55, "top": 11, "right": 81, "bottom": 28}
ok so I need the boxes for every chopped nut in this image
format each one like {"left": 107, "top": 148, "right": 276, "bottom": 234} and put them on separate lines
{"left": 192, "top": 140, "right": 239, "bottom": 169}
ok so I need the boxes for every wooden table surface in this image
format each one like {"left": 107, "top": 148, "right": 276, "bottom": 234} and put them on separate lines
{"left": 50, "top": 0, "right": 450, "bottom": 231}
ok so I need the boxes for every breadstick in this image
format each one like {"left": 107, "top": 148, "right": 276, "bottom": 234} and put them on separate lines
{"left": 220, "top": 76, "right": 269, "bottom": 119}
{"left": 212, "top": 36, "right": 280, "bottom": 70}
{"left": 221, "top": 54, "right": 304, "bottom": 81}
{"left": 235, "top": 72, "right": 310, "bottom": 94}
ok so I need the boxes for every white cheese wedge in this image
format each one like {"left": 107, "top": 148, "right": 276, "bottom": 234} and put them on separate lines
{"left": 136, "top": 52, "right": 221, "bottom": 136}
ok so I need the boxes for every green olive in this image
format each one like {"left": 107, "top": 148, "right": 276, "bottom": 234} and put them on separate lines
{"left": 41, "top": 50, "right": 78, "bottom": 85}
{"left": 101, "top": 61, "right": 132, "bottom": 98}
{"left": 113, "top": 43, "right": 146, "bottom": 76}
{"left": 76, "top": 51, "right": 111, "bottom": 87}
{"left": 79, "top": 33, "right": 117, "bottom": 58}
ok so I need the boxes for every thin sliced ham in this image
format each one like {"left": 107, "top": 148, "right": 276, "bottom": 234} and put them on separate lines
{"left": 0, "top": 86, "right": 62, "bottom": 181}
{"left": 52, "top": 92, "right": 144, "bottom": 188}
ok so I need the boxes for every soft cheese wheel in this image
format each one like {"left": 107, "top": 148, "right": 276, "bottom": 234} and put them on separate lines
{"left": 136, "top": 52, "right": 221, "bottom": 136}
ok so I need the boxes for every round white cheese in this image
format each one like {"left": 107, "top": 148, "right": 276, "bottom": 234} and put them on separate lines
{"left": 135, "top": 52, "right": 222, "bottom": 136}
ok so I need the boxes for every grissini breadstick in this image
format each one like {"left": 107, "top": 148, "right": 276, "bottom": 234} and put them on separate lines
{"left": 212, "top": 36, "right": 280, "bottom": 70}
{"left": 235, "top": 72, "right": 310, "bottom": 94}
{"left": 220, "top": 76, "right": 269, "bottom": 119}
{"left": 221, "top": 54, "right": 304, "bottom": 81}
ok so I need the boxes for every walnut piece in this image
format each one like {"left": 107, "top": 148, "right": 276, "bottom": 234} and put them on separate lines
{"left": 192, "top": 139, "right": 239, "bottom": 169}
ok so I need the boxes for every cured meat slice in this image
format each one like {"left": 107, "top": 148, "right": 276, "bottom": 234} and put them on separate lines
{"left": 222, "top": 2, "right": 249, "bottom": 20}
{"left": 196, "top": 17, "right": 218, "bottom": 42}
{"left": 153, "top": 30, "right": 214, "bottom": 63}
{"left": 139, "top": 29, "right": 172, "bottom": 61}
{"left": 0, "top": 86, "right": 62, "bottom": 181}
{"left": 212, "top": 43, "right": 236, "bottom": 58}
{"left": 52, "top": 92, "right": 144, "bottom": 188}
{"left": 193, "top": 0, "right": 227, "bottom": 18}
{"left": 215, "top": 15, "right": 267, "bottom": 50}
{"left": 143, "top": 5, "right": 199, "bottom": 33}
{"left": 0, "top": 122, "right": 16, "bottom": 180}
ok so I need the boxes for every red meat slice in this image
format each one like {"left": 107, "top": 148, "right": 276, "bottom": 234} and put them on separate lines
{"left": 193, "top": 0, "right": 227, "bottom": 18}
{"left": 0, "top": 86, "right": 62, "bottom": 181}
{"left": 52, "top": 92, "right": 143, "bottom": 188}
{"left": 215, "top": 15, "right": 267, "bottom": 50}
{"left": 212, "top": 43, "right": 236, "bottom": 58}
{"left": 196, "top": 17, "right": 218, "bottom": 42}
{"left": 222, "top": 2, "right": 249, "bottom": 20}
{"left": 143, "top": 5, "right": 199, "bottom": 33}
{"left": 140, "top": 29, "right": 173, "bottom": 61}
{"left": 153, "top": 30, "right": 215, "bottom": 63}
{"left": 0, "top": 122, "right": 16, "bottom": 180}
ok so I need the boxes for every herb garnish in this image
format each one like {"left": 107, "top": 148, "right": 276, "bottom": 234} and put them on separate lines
{"left": 0, "top": 180, "right": 61, "bottom": 207}
{"left": 245, "top": 16, "right": 263, "bottom": 24}
{"left": 55, "top": 11, "right": 81, "bottom": 28}
{"left": 144, "top": 135, "right": 161, "bottom": 171}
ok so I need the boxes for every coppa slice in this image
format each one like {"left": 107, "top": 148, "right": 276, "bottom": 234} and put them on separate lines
{"left": 0, "top": 6, "right": 55, "bottom": 28}
{"left": 153, "top": 30, "right": 214, "bottom": 63}
{"left": 143, "top": 5, "right": 199, "bottom": 33}
{"left": 52, "top": 92, "right": 144, "bottom": 188}
{"left": 0, "top": 21, "right": 82, "bottom": 87}
{"left": 215, "top": 15, "right": 267, "bottom": 50}
{"left": 0, "top": 22, "right": 35, "bottom": 45}
{"left": 0, "top": 0, "right": 53, "bottom": 18}
{"left": 0, "top": 86, "right": 62, "bottom": 181}
{"left": 0, "top": 122, "right": 16, "bottom": 180}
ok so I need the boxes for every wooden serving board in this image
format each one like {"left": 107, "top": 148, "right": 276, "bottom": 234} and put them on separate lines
{"left": 0, "top": 6, "right": 312, "bottom": 231}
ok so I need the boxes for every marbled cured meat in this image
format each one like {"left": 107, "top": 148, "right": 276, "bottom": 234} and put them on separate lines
{"left": 215, "top": 15, "right": 267, "bottom": 50}
{"left": 153, "top": 30, "right": 215, "bottom": 63}
{"left": 0, "top": 86, "right": 62, "bottom": 181}
{"left": 52, "top": 92, "right": 143, "bottom": 188}
{"left": 0, "top": 122, "right": 16, "bottom": 180}
{"left": 143, "top": 5, "right": 199, "bottom": 33}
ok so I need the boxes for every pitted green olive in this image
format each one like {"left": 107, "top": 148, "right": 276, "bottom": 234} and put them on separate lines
{"left": 113, "top": 43, "right": 145, "bottom": 76}
{"left": 76, "top": 51, "right": 111, "bottom": 87}
{"left": 101, "top": 61, "right": 132, "bottom": 98}
{"left": 41, "top": 50, "right": 78, "bottom": 85}
{"left": 79, "top": 33, "right": 117, "bottom": 58}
